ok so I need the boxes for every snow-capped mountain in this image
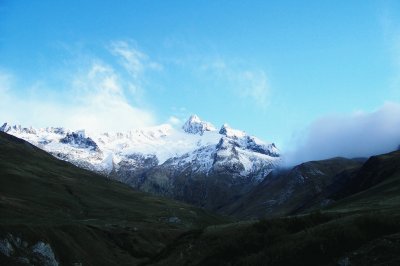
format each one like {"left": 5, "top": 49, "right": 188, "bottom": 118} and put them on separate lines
{"left": 1, "top": 115, "right": 280, "bottom": 209}
{"left": 182, "top": 114, "right": 216, "bottom": 135}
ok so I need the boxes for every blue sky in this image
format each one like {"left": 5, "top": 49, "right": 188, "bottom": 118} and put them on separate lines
{"left": 1, "top": 1, "right": 400, "bottom": 161}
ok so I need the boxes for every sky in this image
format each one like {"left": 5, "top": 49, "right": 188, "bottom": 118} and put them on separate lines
{"left": 1, "top": 1, "right": 400, "bottom": 164}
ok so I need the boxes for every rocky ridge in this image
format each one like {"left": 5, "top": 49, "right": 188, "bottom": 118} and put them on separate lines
{"left": 1, "top": 116, "right": 280, "bottom": 209}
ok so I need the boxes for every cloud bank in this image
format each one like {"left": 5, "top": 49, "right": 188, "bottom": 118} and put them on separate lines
{"left": 285, "top": 102, "right": 400, "bottom": 166}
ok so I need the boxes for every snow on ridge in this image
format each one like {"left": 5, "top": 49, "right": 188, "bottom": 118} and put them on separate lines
{"left": 96, "top": 124, "right": 220, "bottom": 164}
{"left": 182, "top": 114, "right": 216, "bottom": 135}
{"left": 0, "top": 117, "right": 280, "bottom": 179}
{"left": 219, "top": 123, "right": 246, "bottom": 138}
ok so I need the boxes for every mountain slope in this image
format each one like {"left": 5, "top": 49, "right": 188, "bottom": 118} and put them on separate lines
{"left": 223, "top": 150, "right": 400, "bottom": 219}
{"left": 222, "top": 157, "right": 364, "bottom": 219}
{"left": 0, "top": 132, "right": 226, "bottom": 265}
{"left": 2, "top": 131, "right": 400, "bottom": 265}
{"left": 146, "top": 150, "right": 400, "bottom": 266}
{"left": 1, "top": 116, "right": 280, "bottom": 211}
{"left": 326, "top": 150, "right": 400, "bottom": 214}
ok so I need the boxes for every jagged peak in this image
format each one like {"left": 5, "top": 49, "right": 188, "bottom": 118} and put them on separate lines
{"left": 182, "top": 115, "right": 216, "bottom": 135}
{"left": 0, "top": 123, "right": 38, "bottom": 134}
{"left": 0, "top": 122, "right": 10, "bottom": 132}
{"left": 0, "top": 122, "right": 71, "bottom": 136}
{"left": 187, "top": 114, "right": 201, "bottom": 123}
{"left": 219, "top": 123, "right": 246, "bottom": 138}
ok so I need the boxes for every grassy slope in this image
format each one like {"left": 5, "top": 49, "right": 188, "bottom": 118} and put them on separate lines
{"left": 0, "top": 132, "right": 227, "bottom": 265}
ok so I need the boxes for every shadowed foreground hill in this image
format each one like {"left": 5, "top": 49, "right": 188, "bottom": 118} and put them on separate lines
{"left": 0, "top": 132, "right": 226, "bottom": 265}
{"left": 2, "top": 131, "right": 400, "bottom": 265}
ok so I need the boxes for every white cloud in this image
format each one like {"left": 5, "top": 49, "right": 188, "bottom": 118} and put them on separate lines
{"left": 167, "top": 107, "right": 190, "bottom": 126}
{"left": 66, "top": 61, "right": 155, "bottom": 132}
{"left": 167, "top": 116, "right": 182, "bottom": 126}
{"left": 0, "top": 50, "right": 156, "bottom": 133}
{"left": 110, "top": 41, "right": 146, "bottom": 78}
{"left": 285, "top": 102, "right": 400, "bottom": 166}
{"left": 109, "top": 40, "right": 162, "bottom": 102}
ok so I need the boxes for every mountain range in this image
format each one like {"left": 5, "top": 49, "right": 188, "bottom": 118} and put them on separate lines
{"left": 0, "top": 115, "right": 280, "bottom": 211}
{"left": 1, "top": 119, "right": 400, "bottom": 265}
{"left": 0, "top": 131, "right": 226, "bottom": 265}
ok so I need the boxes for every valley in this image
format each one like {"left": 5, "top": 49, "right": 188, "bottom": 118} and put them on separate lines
{"left": 1, "top": 130, "right": 400, "bottom": 265}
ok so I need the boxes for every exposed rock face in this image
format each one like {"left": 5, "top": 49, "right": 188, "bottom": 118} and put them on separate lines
{"left": 60, "top": 131, "right": 99, "bottom": 151}
{"left": 0, "top": 234, "right": 58, "bottom": 266}
{"left": 110, "top": 153, "right": 159, "bottom": 187}
{"left": 0, "top": 123, "right": 10, "bottom": 132}
{"left": 128, "top": 133, "right": 280, "bottom": 210}
{"left": 245, "top": 137, "right": 279, "bottom": 157}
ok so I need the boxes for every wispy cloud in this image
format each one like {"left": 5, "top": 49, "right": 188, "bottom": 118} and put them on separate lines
{"left": 110, "top": 40, "right": 162, "bottom": 77}
{"left": 166, "top": 106, "right": 190, "bottom": 126}
{"left": 200, "top": 58, "right": 270, "bottom": 109}
{"left": 109, "top": 40, "right": 162, "bottom": 102}
{"left": 67, "top": 60, "right": 156, "bottom": 132}
{"left": 285, "top": 102, "right": 400, "bottom": 165}
{"left": 0, "top": 42, "right": 158, "bottom": 133}
{"left": 1, "top": 40, "right": 271, "bottom": 133}
{"left": 167, "top": 116, "right": 182, "bottom": 126}
{"left": 237, "top": 70, "right": 269, "bottom": 108}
